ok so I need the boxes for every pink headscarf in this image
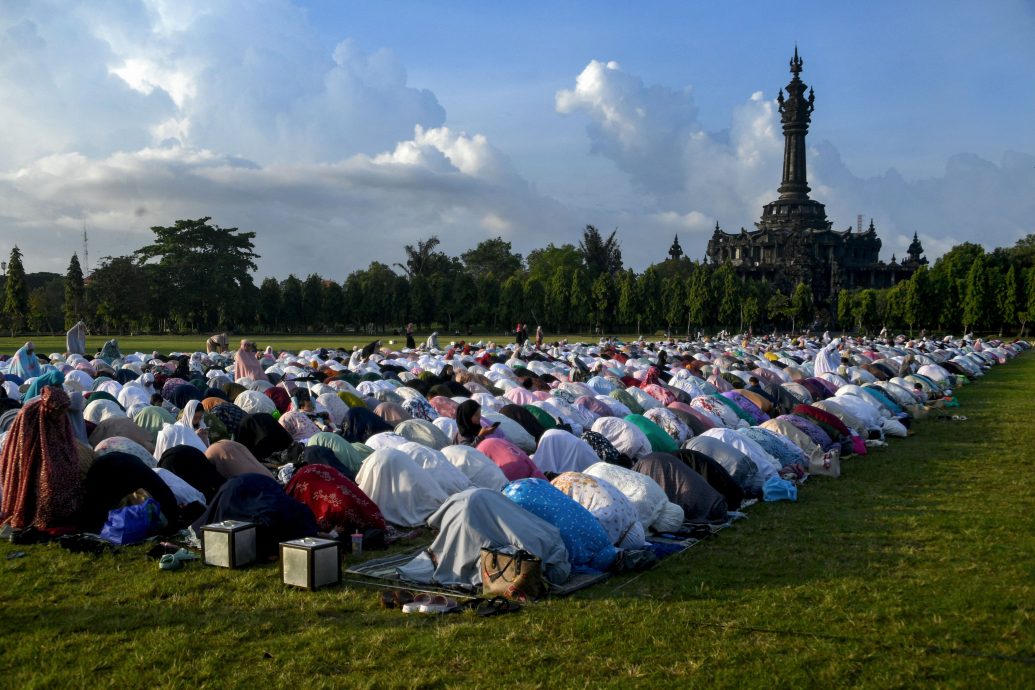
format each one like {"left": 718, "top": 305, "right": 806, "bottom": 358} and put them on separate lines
{"left": 234, "top": 341, "right": 267, "bottom": 382}
{"left": 476, "top": 438, "right": 546, "bottom": 482}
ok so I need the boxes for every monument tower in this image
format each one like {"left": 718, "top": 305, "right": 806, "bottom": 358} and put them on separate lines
{"left": 705, "top": 49, "right": 924, "bottom": 308}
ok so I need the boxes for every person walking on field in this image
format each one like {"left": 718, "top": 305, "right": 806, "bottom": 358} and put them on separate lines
{"left": 206, "top": 333, "right": 228, "bottom": 353}
{"left": 405, "top": 323, "right": 416, "bottom": 350}
{"left": 535, "top": 325, "right": 543, "bottom": 349}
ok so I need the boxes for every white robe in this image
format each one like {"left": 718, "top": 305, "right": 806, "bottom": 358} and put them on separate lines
{"left": 354, "top": 448, "right": 448, "bottom": 528}
{"left": 584, "top": 462, "right": 684, "bottom": 533}
{"left": 440, "top": 445, "right": 509, "bottom": 491}
{"left": 814, "top": 341, "right": 842, "bottom": 377}
{"left": 531, "top": 429, "right": 600, "bottom": 475}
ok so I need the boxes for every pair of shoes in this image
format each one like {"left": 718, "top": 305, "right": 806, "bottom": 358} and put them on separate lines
{"left": 402, "top": 593, "right": 457, "bottom": 614}
{"left": 158, "top": 549, "right": 199, "bottom": 571}
{"left": 379, "top": 589, "right": 415, "bottom": 609}
{"left": 476, "top": 596, "right": 522, "bottom": 617}
{"left": 58, "top": 533, "right": 117, "bottom": 555}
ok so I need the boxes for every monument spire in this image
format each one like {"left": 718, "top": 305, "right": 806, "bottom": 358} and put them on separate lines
{"left": 777, "top": 47, "right": 815, "bottom": 201}
{"left": 756, "top": 48, "right": 829, "bottom": 233}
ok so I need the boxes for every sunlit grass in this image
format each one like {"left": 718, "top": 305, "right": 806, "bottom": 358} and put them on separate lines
{"left": 0, "top": 354, "right": 1032, "bottom": 687}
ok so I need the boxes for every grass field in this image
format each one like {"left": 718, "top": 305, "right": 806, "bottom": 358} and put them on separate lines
{"left": 1, "top": 354, "right": 1033, "bottom": 688}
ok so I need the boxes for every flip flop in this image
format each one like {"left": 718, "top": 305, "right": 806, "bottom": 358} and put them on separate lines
{"left": 476, "top": 596, "right": 522, "bottom": 617}
{"left": 403, "top": 593, "right": 433, "bottom": 614}
{"left": 419, "top": 595, "right": 457, "bottom": 614}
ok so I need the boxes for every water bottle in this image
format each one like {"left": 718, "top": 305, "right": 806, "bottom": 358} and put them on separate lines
{"left": 351, "top": 531, "right": 363, "bottom": 555}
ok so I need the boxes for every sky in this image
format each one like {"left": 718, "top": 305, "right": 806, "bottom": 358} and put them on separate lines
{"left": 0, "top": 0, "right": 1033, "bottom": 279}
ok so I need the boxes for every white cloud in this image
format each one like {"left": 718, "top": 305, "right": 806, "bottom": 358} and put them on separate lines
{"left": 0, "top": 126, "right": 574, "bottom": 277}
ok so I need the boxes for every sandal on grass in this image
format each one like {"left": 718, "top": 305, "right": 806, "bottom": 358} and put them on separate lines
{"left": 158, "top": 549, "right": 198, "bottom": 571}
{"left": 419, "top": 595, "right": 457, "bottom": 614}
{"left": 379, "top": 589, "right": 416, "bottom": 610}
{"left": 476, "top": 596, "right": 522, "bottom": 617}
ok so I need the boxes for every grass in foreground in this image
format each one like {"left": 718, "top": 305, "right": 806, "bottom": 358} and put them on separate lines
{"left": 1, "top": 356, "right": 1033, "bottom": 688}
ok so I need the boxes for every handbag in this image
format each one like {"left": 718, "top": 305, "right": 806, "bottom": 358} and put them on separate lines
{"left": 99, "top": 498, "right": 161, "bottom": 545}
{"left": 479, "top": 547, "right": 548, "bottom": 601}
{"left": 809, "top": 449, "right": 841, "bottom": 478}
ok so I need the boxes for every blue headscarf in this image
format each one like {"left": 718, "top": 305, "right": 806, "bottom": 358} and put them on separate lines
{"left": 9, "top": 342, "right": 42, "bottom": 380}
{"left": 23, "top": 369, "right": 65, "bottom": 402}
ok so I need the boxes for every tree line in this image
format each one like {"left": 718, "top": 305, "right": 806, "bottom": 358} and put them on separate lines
{"left": 4, "top": 218, "right": 1035, "bottom": 338}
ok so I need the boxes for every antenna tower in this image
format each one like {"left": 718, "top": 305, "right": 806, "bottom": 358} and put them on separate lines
{"left": 82, "top": 225, "right": 89, "bottom": 276}
{"left": 856, "top": 214, "right": 863, "bottom": 234}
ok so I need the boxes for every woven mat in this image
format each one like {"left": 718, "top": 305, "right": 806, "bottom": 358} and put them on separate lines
{"left": 344, "top": 505, "right": 753, "bottom": 598}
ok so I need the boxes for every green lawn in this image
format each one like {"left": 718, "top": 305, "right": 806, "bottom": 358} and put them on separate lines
{"left": 1, "top": 354, "right": 1033, "bottom": 688}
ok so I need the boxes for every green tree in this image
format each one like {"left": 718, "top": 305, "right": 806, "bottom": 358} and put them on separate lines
{"left": 257, "top": 277, "right": 282, "bottom": 332}
{"left": 280, "top": 275, "right": 304, "bottom": 332}
{"left": 87, "top": 256, "right": 149, "bottom": 334}
{"left": 395, "top": 235, "right": 454, "bottom": 278}
{"left": 408, "top": 275, "right": 435, "bottom": 328}
{"left": 791, "top": 282, "right": 814, "bottom": 332}
{"left": 357, "top": 263, "right": 399, "bottom": 333}
{"left": 450, "top": 272, "right": 478, "bottom": 332}
{"left": 473, "top": 274, "right": 501, "bottom": 331}
{"left": 321, "top": 280, "right": 345, "bottom": 331}
{"left": 523, "top": 278, "right": 547, "bottom": 328}
{"left": 28, "top": 281, "right": 64, "bottom": 333}
{"left": 527, "top": 244, "right": 582, "bottom": 285}
{"left": 391, "top": 274, "right": 410, "bottom": 328}
{"left": 135, "top": 218, "right": 258, "bottom": 330}
{"left": 579, "top": 225, "right": 623, "bottom": 279}
{"left": 590, "top": 272, "right": 616, "bottom": 332}
{"left": 568, "top": 268, "right": 592, "bottom": 333}
{"left": 616, "top": 270, "right": 640, "bottom": 333}
{"left": 546, "top": 267, "right": 572, "bottom": 332}
{"left": 1023, "top": 268, "right": 1035, "bottom": 337}
{"left": 836, "top": 289, "right": 853, "bottom": 331}
{"left": 343, "top": 273, "right": 365, "bottom": 331}
{"left": 1008, "top": 233, "right": 1035, "bottom": 270}
{"left": 998, "top": 264, "right": 1018, "bottom": 335}
{"left": 709, "top": 263, "right": 740, "bottom": 329}
{"left": 3, "top": 246, "right": 29, "bottom": 336}
{"left": 685, "top": 267, "right": 710, "bottom": 333}
{"left": 461, "top": 237, "right": 523, "bottom": 280}
{"left": 228, "top": 274, "right": 259, "bottom": 332}
{"left": 742, "top": 295, "right": 760, "bottom": 332}
{"left": 852, "top": 289, "right": 878, "bottom": 333}
{"left": 499, "top": 275, "right": 524, "bottom": 327}
{"left": 903, "top": 265, "right": 932, "bottom": 335}
{"left": 962, "top": 256, "right": 988, "bottom": 334}
{"left": 64, "top": 253, "right": 85, "bottom": 328}
{"left": 302, "top": 273, "right": 324, "bottom": 330}
{"left": 767, "top": 290, "right": 790, "bottom": 329}
{"left": 637, "top": 268, "right": 662, "bottom": 334}
{"left": 661, "top": 277, "right": 684, "bottom": 334}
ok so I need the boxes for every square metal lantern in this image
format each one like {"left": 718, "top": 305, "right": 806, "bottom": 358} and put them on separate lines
{"left": 200, "top": 520, "right": 257, "bottom": 568}
{"left": 280, "top": 537, "right": 342, "bottom": 591}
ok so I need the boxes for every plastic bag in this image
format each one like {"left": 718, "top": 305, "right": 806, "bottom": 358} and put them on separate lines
{"left": 762, "top": 476, "right": 798, "bottom": 502}
{"left": 99, "top": 498, "right": 161, "bottom": 545}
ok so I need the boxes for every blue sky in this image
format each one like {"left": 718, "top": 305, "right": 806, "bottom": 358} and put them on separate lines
{"left": 0, "top": 0, "right": 1032, "bottom": 278}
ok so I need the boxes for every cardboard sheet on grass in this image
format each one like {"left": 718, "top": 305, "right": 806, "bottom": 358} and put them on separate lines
{"left": 345, "top": 504, "right": 752, "bottom": 598}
